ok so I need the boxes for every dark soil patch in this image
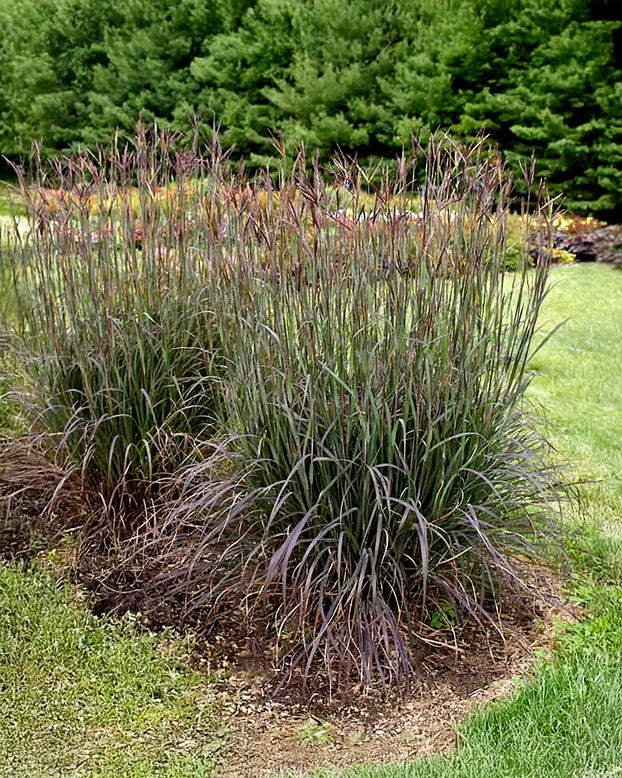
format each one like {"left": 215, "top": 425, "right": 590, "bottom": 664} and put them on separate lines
{"left": 201, "top": 566, "right": 572, "bottom": 777}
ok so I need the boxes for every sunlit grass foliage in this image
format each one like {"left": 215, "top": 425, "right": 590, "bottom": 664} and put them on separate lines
{"left": 0, "top": 562, "right": 218, "bottom": 777}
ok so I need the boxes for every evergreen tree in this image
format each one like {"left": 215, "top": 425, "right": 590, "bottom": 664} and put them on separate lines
{"left": 1, "top": 0, "right": 620, "bottom": 214}
{"left": 0, "top": 0, "right": 122, "bottom": 156}
{"left": 456, "top": 1, "right": 622, "bottom": 214}
{"left": 85, "top": 0, "right": 224, "bottom": 143}
{"left": 189, "top": 0, "right": 297, "bottom": 162}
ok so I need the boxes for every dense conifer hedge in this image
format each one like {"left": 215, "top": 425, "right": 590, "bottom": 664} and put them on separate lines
{"left": 1, "top": 0, "right": 620, "bottom": 215}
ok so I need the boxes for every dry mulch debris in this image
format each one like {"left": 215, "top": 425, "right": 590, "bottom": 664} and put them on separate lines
{"left": 207, "top": 585, "right": 572, "bottom": 777}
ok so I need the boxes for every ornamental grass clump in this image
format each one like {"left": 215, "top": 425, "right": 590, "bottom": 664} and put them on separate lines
{"left": 8, "top": 130, "right": 227, "bottom": 516}
{"left": 168, "top": 136, "right": 568, "bottom": 691}
{"left": 5, "top": 130, "right": 568, "bottom": 691}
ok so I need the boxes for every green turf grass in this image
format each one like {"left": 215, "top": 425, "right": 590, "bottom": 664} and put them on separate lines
{"left": 0, "top": 563, "right": 222, "bottom": 777}
{"left": 0, "top": 180, "right": 26, "bottom": 236}
{"left": 530, "top": 263, "right": 622, "bottom": 537}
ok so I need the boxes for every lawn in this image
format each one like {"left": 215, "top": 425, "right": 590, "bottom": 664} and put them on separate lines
{"left": 530, "top": 264, "right": 622, "bottom": 539}
{"left": 0, "top": 180, "right": 25, "bottom": 223}
{"left": 0, "top": 563, "right": 222, "bottom": 777}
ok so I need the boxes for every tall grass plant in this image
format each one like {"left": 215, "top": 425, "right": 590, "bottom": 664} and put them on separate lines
{"left": 164, "top": 137, "right": 568, "bottom": 689}
{"left": 5, "top": 131, "right": 569, "bottom": 689}
{"left": 7, "top": 132, "right": 225, "bottom": 513}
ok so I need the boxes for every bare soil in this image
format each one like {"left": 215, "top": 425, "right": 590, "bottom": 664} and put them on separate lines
{"left": 206, "top": 574, "right": 571, "bottom": 777}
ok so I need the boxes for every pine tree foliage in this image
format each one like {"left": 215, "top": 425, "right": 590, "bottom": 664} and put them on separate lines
{"left": 0, "top": 0, "right": 620, "bottom": 214}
